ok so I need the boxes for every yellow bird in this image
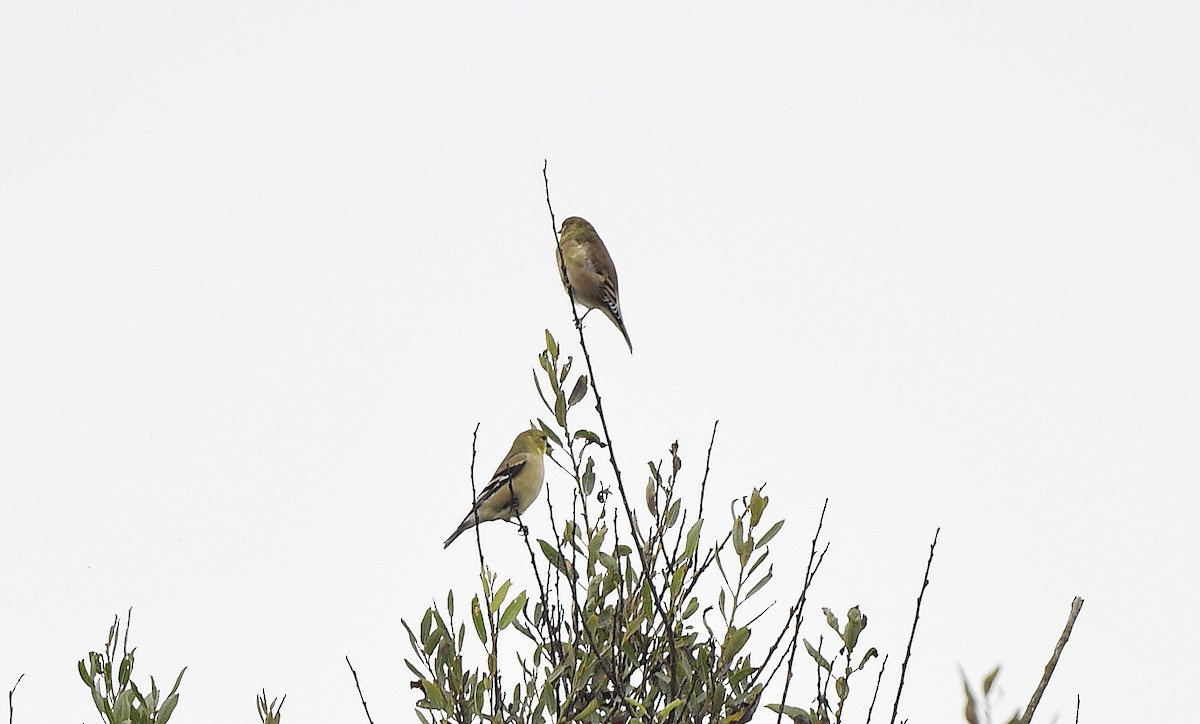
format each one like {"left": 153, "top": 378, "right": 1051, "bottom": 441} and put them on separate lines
{"left": 443, "top": 427, "right": 550, "bottom": 549}
{"left": 557, "top": 216, "right": 633, "bottom": 352}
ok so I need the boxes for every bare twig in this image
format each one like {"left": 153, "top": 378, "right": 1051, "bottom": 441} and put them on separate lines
{"left": 543, "top": 160, "right": 682, "bottom": 701}
{"left": 696, "top": 420, "right": 719, "bottom": 533}
{"left": 866, "top": 654, "right": 888, "bottom": 724}
{"left": 768, "top": 499, "right": 831, "bottom": 722}
{"left": 1020, "top": 597, "right": 1084, "bottom": 724}
{"left": 8, "top": 673, "right": 24, "bottom": 724}
{"left": 122, "top": 608, "right": 132, "bottom": 655}
{"left": 890, "top": 528, "right": 940, "bottom": 724}
{"left": 1075, "top": 694, "right": 1080, "bottom": 724}
{"left": 345, "top": 657, "right": 375, "bottom": 724}
{"left": 469, "top": 423, "right": 487, "bottom": 575}
{"left": 467, "top": 423, "right": 509, "bottom": 717}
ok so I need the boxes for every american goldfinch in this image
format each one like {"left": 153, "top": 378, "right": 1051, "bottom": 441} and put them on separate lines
{"left": 443, "top": 427, "right": 550, "bottom": 549}
{"left": 557, "top": 216, "right": 633, "bottom": 352}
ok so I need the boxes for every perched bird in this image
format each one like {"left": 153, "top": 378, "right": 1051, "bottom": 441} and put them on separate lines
{"left": 556, "top": 216, "right": 633, "bottom": 352}
{"left": 443, "top": 427, "right": 550, "bottom": 549}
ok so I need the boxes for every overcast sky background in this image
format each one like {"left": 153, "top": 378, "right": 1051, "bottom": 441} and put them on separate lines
{"left": 2, "top": 3, "right": 1197, "bottom": 722}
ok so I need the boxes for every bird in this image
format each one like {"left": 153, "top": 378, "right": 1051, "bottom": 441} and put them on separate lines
{"left": 556, "top": 216, "right": 633, "bottom": 352}
{"left": 443, "top": 427, "right": 550, "bottom": 549}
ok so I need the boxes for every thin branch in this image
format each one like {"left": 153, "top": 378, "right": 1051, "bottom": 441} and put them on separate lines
{"left": 760, "top": 499, "right": 830, "bottom": 690}
{"left": 695, "top": 421, "right": 719, "bottom": 549}
{"left": 345, "top": 657, "right": 376, "bottom": 724}
{"left": 543, "top": 161, "right": 682, "bottom": 702}
{"left": 866, "top": 654, "right": 888, "bottom": 724}
{"left": 1020, "top": 597, "right": 1085, "bottom": 724}
{"left": 890, "top": 527, "right": 940, "bottom": 724}
{"left": 464, "top": 423, "right": 506, "bottom": 720}
{"left": 1075, "top": 693, "right": 1080, "bottom": 724}
{"left": 8, "top": 674, "right": 24, "bottom": 724}
{"left": 773, "top": 607, "right": 805, "bottom": 724}
{"left": 469, "top": 422, "right": 487, "bottom": 576}
{"left": 122, "top": 608, "right": 132, "bottom": 655}
{"left": 768, "top": 499, "right": 831, "bottom": 723}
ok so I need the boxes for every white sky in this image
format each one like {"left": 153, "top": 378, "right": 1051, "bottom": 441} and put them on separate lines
{"left": 2, "top": 3, "right": 1197, "bottom": 722}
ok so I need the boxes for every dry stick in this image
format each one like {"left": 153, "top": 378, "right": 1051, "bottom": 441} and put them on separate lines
{"left": 1074, "top": 694, "right": 1080, "bottom": 724}
{"left": 865, "top": 654, "right": 889, "bottom": 724}
{"left": 345, "top": 657, "right": 376, "bottom": 724}
{"left": 695, "top": 421, "right": 719, "bottom": 551}
{"left": 772, "top": 609, "right": 806, "bottom": 724}
{"left": 890, "top": 528, "right": 941, "bottom": 724}
{"left": 516, "top": 506, "right": 565, "bottom": 715}
{"left": 465, "top": 424, "right": 506, "bottom": 720}
{"left": 542, "top": 161, "right": 683, "bottom": 705}
{"left": 1020, "top": 597, "right": 1085, "bottom": 724}
{"left": 770, "top": 499, "right": 831, "bottom": 724}
{"left": 8, "top": 674, "right": 24, "bottom": 724}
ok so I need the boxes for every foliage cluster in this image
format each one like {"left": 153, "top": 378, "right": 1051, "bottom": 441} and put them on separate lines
{"left": 401, "top": 333, "right": 872, "bottom": 723}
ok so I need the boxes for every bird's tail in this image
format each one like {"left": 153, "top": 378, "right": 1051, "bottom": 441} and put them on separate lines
{"left": 611, "top": 314, "right": 633, "bottom": 353}
{"left": 443, "top": 516, "right": 473, "bottom": 549}
{"left": 602, "top": 304, "right": 633, "bottom": 353}
{"left": 616, "top": 319, "right": 633, "bottom": 353}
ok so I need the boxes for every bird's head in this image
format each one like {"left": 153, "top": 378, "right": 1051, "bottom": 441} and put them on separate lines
{"left": 518, "top": 425, "right": 550, "bottom": 456}
{"left": 559, "top": 216, "right": 594, "bottom": 235}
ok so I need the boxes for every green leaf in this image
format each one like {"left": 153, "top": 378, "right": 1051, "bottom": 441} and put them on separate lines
{"left": 421, "top": 679, "right": 447, "bottom": 710}
{"left": 538, "top": 539, "right": 562, "bottom": 567}
{"left": 420, "top": 608, "right": 433, "bottom": 642}
{"left": 118, "top": 655, "right": 132, "bottom": 687}
{"left": 491, "top": 579, "right": 512, "bottom": 613}
{"left": 803, "top": 639, "right": 831, "bottom": 671}
{"left": 545, "top": 329, "right": 558, "bottom": 361}
{"left": 554, "top": 391, "right": 567, "bottom": 427}
{"left": 732, "top": 518, "right": 745, "bottom": 557}
{"left": 670, "top": 562, "right": 689, "bottom": 598}
{"left": 844, "top": 606, "right": 866, "bottom": 650}
{"left": 746, "top": 549, "right": 769, "bottom": 580}
{"left": 113, "top": 689, "right": 132, "bottom": 722}
{"left": 723, "top": 626, "right": 751, "bottom": 661}
{"left": 423, "top": 625, "right": 443, "bottom": 655}
{"left": 685, "top": 519, "right": 703, "bottom": 558}
{"left": 757, "top": 519, "right": 785, "bottom": 548}
{"left": 159, "top": 692, "right": 180, "bottom": 724}
{"left": 574, "top": 429, "right": 604, "bottom": 447}
{"left": 823, "top": 607, "right": 840, "bottom": 634}
{"left": 78, "top": 659, "right": 90, "bottom": 685}
{"left": 89, "top": 687, "right": 106, "bottom": 717}
{"left": 587, "top": 524, "right": 606, "bottom": 565}
{"left": 657, "top": 698, "right": 685, "bottom": 719}
{"left": 471, "top": 595, "right": 487, "bottom": 645}
{"left": 568, "top": 375, "right": 588, "bottom": 406}
{"left": 645, "top": 477, "right": 658, "bottom": 516}
{"left": 499, "top": 591, "right": 527, "bottom": 630}
{"left": 665, "top": 498, "right": 682, "bottom": 529}
{"left": 750, "top": 488, "right": 766, "bottom": 527}
{"left": 835, "top": 676, "right": 848, "bottom": 702}
{"left": 765, "top": 703, "right": 808, "bottom": 719}
{"left": 532, "top": 368, "right": 551, "bottom": 410}
{"left": 536, "top": 418, "right": 563, "bottom": 447}
{"left": 983, "top": 665, "right": 1001, "bottom": 696}
{"left": 745, "top": 567, "right": 773, "bottom": 600}
{"left": 856, "top": 647, "right": 879, "bottom": 672}
{"left": 581, "top": 457, "right": 596, "bottom": 494}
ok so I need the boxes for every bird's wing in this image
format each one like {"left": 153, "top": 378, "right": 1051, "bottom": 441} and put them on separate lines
{"left": 475, "top": 452, "right": 530, "bottom": 510}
